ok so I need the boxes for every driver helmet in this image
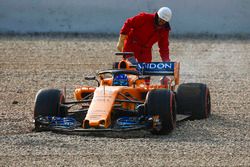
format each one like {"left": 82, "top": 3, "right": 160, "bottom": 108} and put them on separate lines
{"left": 113, "top": 74, "right": 129, "bottom": 86}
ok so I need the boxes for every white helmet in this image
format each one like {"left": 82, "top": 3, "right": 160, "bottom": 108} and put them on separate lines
{"left": 157, "top": 7, "right": 172, "bottom": 22}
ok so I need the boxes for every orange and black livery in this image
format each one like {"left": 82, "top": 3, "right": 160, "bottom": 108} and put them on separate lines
{"left": 34, "top": 52, "right": 211, "bottom": 135}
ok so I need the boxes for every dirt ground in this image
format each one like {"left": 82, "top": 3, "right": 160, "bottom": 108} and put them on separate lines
{"left": 0, "top": 36, "right": 249, "bottom": 166}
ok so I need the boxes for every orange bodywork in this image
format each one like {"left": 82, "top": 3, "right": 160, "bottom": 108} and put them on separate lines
{"left": 74, "top": 86, "right": 95, "bottom": 100}
{"left": 74, "top": 59, "right": 180, "bottom": 128}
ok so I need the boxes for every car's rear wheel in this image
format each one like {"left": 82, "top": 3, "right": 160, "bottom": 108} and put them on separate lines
{"left": 145, "top": 89, "right": 176, "bottom": 135}
{"left": 34, "top": 89, "right": 66, "bottom": 129}
{"left": 176, "top": 83, "right": 211, "bottom": 119}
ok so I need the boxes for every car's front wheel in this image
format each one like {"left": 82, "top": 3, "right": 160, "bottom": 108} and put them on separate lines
{"left": 145, "top": 89, "right": 176, "bottom": 135}
{"left": 34, "top": 89, "right": 66, "bottom": 130}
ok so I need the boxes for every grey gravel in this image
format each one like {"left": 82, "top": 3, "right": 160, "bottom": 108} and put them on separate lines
{"left": 0, "top": 36, "right": 249, "bottom": 166}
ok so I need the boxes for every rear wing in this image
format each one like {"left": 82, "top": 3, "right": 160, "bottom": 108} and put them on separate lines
{"left": 137, "top": 62, "right": 174, "bottom": 75}
{"left": 137, "top": 62, "right": 180, "bottom": 85}
{"left": 112, "top": 59, "right": 180, "bottom": 85}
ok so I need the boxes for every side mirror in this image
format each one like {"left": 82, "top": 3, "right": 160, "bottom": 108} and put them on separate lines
{"left": 84, "top": 76, "right": 96, "bottom": 80}
{"left": 84, "top": 76, "right": 100, "bottom": 87}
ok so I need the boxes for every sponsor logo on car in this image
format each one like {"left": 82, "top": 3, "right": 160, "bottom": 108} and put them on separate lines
{"left": 137, "top": 62, "right": 174, "bottom": 75}
{"left": 138, "top": 62, "right": 173, "bottom": 70}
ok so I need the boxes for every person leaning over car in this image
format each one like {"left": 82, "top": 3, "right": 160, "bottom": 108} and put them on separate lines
{"left": 117, "top": 7, "right": 172, "bottom": 64}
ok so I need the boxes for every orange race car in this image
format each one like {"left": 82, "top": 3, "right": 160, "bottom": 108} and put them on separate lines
{"left": 34, "top": 52, "right": 211, "bottom": 135}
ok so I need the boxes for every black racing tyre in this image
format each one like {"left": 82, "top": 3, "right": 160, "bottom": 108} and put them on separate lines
{"left": 176, "top": 83, "right": 211, "bottom": 120}
{"left": 34, "top": 89, "right": 65, "bottom": 119}
{"left": 145, "top": 89, "right": 176, "bottom": 135}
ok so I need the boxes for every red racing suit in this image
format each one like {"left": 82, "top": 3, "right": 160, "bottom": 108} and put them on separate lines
{"left": 120, "top": 12, "right": 171, "bottom": 63}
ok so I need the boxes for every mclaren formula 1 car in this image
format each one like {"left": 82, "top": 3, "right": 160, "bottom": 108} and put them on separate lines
{"left": 34, "top": 52, "right": 211, "bottom": 135}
